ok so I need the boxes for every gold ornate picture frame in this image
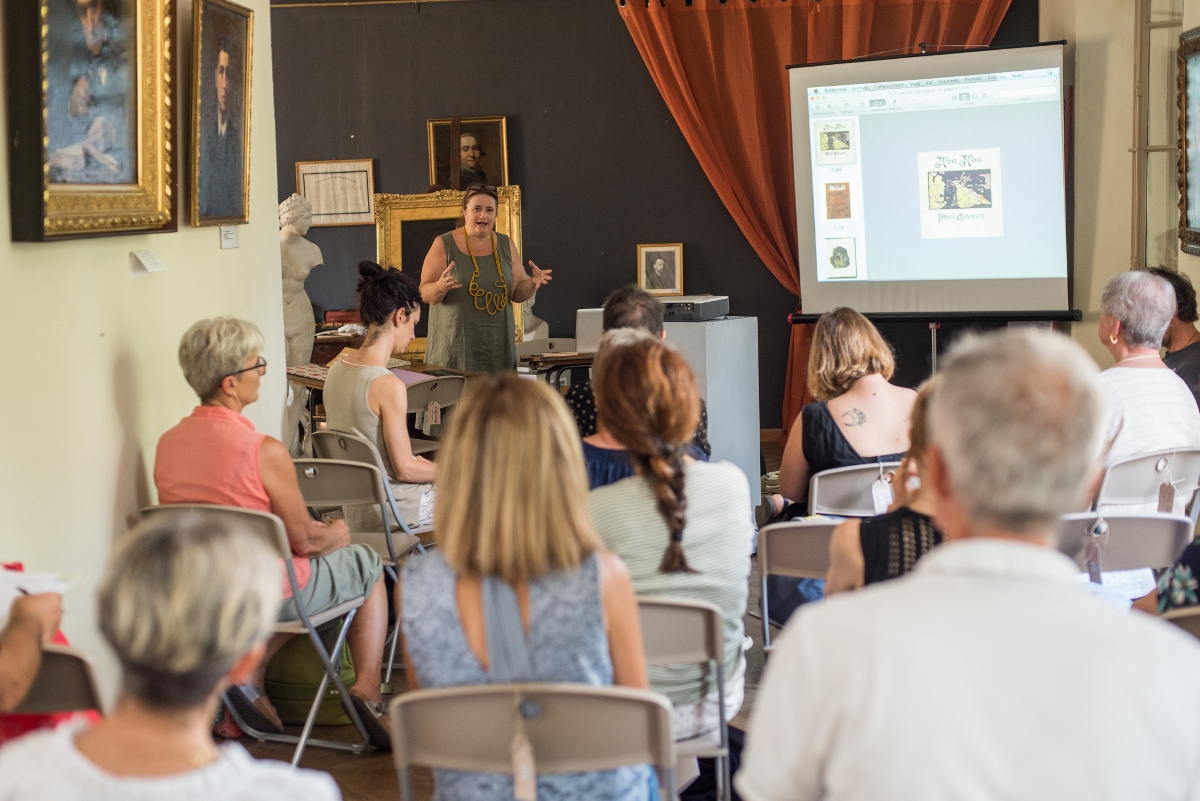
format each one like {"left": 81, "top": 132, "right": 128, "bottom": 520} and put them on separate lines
{"left": 637, "top": 242, "right": 684, "bottom": 297}
{"left": 426, "top": 116, "right": 509, "bottom": 189}
{"left": 4, "top": 0, "right": 177, "bottom": 240}
{"left": 190, "top": 0, "right": 253, "bottom": 227}
{"left": 1180, "top": 27, "right": 1200, "bottom": 255}
{"left": 375, "top": 186, "right": 524, "bottom": 340}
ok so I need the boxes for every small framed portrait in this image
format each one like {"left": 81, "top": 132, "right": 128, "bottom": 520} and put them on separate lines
{"left": 1181, "top": 27, "right": 1200, "bottom": 254}
{"left": 4, "top": 0, "right": 176, "bottom": 240}
{"left": 637, "top": 243, "right": 684, "bottom": 297}
{"left": 427, "top": 117, "right": 509, "bottom": 189}
{"left": 190, "top": 0, "right": 253, "bottom": 227}
{"left": 295, "top": 159, "right": 376, "bottom": 227}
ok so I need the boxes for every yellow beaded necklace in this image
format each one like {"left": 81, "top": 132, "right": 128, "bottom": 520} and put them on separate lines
{"left": 464, "top": 231, "right": 508, "bottom": 315}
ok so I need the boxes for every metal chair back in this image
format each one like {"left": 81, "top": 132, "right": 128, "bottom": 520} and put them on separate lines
{"left": 757, "top": 520, "right": 837, "bottom": 648}
{"left": 808, "top": 462, "right": 902, "bottom": 517}
{"left": 1057, "top": 512, "right": 1193, "bottom": 573}
{"left": 12, "top": 644, "right": 103, "bottom": 715}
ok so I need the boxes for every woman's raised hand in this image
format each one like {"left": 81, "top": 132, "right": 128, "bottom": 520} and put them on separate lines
{"left": 438, "top": 263, "right": 463, "bottom": 295}
{"left": 528, "top": 260, "right": 553, "bottom": 288}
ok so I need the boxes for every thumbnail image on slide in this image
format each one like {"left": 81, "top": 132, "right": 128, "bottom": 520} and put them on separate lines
{"left": 825, "top": 238, "right": 857, "bottom": 279}
{"left": 917, "top": 148, "right": 1003, "bottom": 239}
{"left": 825, "top": 182, "right": 851, "bottom": 219}
{"left": 814, "top": 119, "right": 857, "bottom": 166}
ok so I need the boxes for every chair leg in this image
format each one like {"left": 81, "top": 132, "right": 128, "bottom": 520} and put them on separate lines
{"left": 399, "top": 766, "right": 414, "bottom": 801}
{"left": 384, "top": 617, "right": 401, "bottom": 687}
{"left": 291, "top": 668, "right": 331, "bottom": 766}
{"left": 716, "top": 663, "right": 731, "bottom": 801}
{"left": 760, "top": 572, "right": 771, "bottom": 649}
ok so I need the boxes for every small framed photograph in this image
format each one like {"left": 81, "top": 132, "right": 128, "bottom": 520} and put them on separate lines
{"left": 427, "top": 116, "right": 509, "bottom": 189}
{"left": 190, "top": 0, "right": 253, "bottom": 227}
{"left": 1181, "top": 27, "right": 1200, "bottom": 254}
{"left": 295, "top": 159, "right": 376, "bottom": 226}
{"left": 637, "top": 243, "right": 684, "bottom": 297}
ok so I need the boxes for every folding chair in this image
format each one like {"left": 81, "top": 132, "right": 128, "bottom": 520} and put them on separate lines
{"left": 1056, "top": 513, "right": 1193, "bottom": 578}
{"left": 1164, "top": 606, "right": 1200, "bottom": 640}
{"left": 138, "top": 504, "right": 373, "bottom": 766}
{"left": 757, "top": 520, "right": 838, "bottom": 649}
{"left": 808, "top": 462, "right": 902, "bottom": 517}
{"left": 638, "top": 597, "right": 731, "bottom": 801}
{"left": 390, "top": 683, "right": 677, "bottom": 801}
{"left": 12, "top": 644, "right": 103, "bottom": 715}
{"left": 401, "top": 374, "right": 467, "bottom": 455}
{"left": 294, "top": 457, "right": 420, "bottom": 687}
{"left": 1093, "top": 448, "right": 1200, "bottom": 524}
{"left": 310, "top": 430, "right": 431, "bottom": 544}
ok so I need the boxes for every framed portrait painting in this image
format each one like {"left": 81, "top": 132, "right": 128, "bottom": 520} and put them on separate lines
{"left": 190, "top": 0, "right": 253, "bottom": 227}
{"left": 4, "top": 0, "right": 176, "bottom": 240}
{"left": 637, "top": 243, "right": 683, "bottom": 297}
{"left": 1181, "top": 27, "right": 1200, "bottom": 254}
{"left": 427, "top": 117, "right": 509, "bottom": 189}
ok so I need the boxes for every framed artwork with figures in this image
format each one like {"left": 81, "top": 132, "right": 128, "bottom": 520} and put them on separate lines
{"left": 190, "top": 0, "right": 253, "bottom": 227}
{"left": 3, "top": 0, "right": 177, "bottom": 240}
{"left": 637, "top": 243, "right": 684, "bottom": 297}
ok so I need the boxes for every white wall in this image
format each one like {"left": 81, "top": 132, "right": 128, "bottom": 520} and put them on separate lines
{"left": 1042, "top": 0, "right": 1137, "bottom": 367}
{"left": 0, "top": 0, "right": 285, "bottom": 695}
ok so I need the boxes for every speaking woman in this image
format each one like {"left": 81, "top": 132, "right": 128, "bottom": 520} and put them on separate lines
{"left": 419, "top": 184, "right": 552, "bottom": 373}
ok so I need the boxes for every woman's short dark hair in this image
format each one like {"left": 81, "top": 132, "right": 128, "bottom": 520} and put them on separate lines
{"left": 356, "top": 261, "right": 420, "bottom": 326}
{"left": 1147, "top": 267, "right": 1198, "bottom": 323}
{"left": 602, "top": 285, "right": 664, "bottom": 336}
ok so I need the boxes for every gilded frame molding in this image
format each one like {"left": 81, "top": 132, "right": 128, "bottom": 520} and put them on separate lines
{"left": 3, "top": 0, "right": 177, "bottom": 240}
{"left": 189, "top": 0, "right": 254, "bottom": 227}
{"left": 375, "top": 186, "right": 524, "bottom": 340}
{"left": 1179, "top": 27, "right": 1200, "bottom": 255}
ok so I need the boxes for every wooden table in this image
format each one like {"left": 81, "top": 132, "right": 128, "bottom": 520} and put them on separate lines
{"left": 286, "top": 360, "right": 476, "bottom": 392}
{"left": 521, "top": 351, "right": 595, "bottom": 387}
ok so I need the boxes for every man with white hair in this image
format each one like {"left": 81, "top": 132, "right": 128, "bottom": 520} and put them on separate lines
{"left": 737, "top": 328, "right": 1200, "bottom": 801}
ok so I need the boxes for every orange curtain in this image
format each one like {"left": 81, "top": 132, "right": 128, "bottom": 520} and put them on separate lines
{"left": 618, "top": 0, "right": 1012, "bottom": 442}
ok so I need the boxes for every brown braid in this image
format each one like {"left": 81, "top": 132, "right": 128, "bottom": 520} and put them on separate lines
{"left": 594, "top": 332, "right": 700, "bottom": 573}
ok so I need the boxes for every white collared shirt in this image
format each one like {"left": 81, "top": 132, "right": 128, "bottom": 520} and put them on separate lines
{"left": 738, "top": 538, "right": 1200, "bottom": 801}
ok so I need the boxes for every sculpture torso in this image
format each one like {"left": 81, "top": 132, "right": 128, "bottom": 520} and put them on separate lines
{"left": 280, "top": 223, "right": 322, "bottom": 367}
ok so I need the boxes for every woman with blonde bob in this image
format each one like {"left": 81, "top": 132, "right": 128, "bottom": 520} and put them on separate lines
{"left": 778, "top": 307, "right": 916, "bottom": 505}
{"left": 0, "top": 515, "right": 338, "bottom": 799}
{"left": 399, "top": 373, "right": 654, "bottom": 800}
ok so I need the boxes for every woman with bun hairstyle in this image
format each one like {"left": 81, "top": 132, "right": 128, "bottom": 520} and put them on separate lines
{"left": 588, "top": 332, "right": 753, "bottom": 749}
{"left": 324, "top": 262, "right": 436, "bottom": 533}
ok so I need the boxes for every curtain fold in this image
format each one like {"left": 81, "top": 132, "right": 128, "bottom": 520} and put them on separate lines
{"left": 619, "top": 0, "right": 1012, "bottom": 442}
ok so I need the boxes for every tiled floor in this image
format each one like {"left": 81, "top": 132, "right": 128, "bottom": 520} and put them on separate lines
{"left": 242, "top": 442, "right": 784, "bottom": 800}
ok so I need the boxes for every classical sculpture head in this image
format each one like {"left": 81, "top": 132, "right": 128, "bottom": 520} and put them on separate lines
{"left": 278, "top": 193, "right": 312, "bottom": 235}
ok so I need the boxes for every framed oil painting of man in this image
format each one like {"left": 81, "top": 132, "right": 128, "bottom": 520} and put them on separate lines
{"left": 427, "top": 117, "right": 509, "bottom": 189}
{"left": 4, "top": 0, "right": 176, "bottom": 240}
{"left": 190, "top": 0, "right": 253, "bottom": 227}
{"left": 1180, "top": 27, "right": 1200, "bottom": 254}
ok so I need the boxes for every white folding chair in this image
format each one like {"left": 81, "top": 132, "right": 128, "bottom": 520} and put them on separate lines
{"left": 1057, "top": 513, "right": 1193, "bottom": 578}
{"left": 516, "top": 337, "right": 577, "bottom": 358}
{"left": 294, "top": 458, "right": 419, "bottom": 688}
{"left": 808, "top": 462, "right": 902, "bottom": 517}
{"left": 1093, "top": 448, "right": 1200, "bottom": 524}
{"left": 756, "top": 520, "right": 838, "bottom": 648}
{"left": 1165, "top": 606, "right": 1200, "bottom": 640}
{"left": 638, "top": 597, "right": 731, "bottom": 801}
{"left": 12, "top": 644, "right": 103, "bottom": 715}
{"left": 139, "top": 504, "right": 373, "bottom": 765}
{"left": 390, "top": 683, "right": 677, "bottom": 801}
{"left": 402, "top": 374, "right": 467, "bottom": 454}
{"left": 310, "top": 430, "right": 432, "bottom": 543}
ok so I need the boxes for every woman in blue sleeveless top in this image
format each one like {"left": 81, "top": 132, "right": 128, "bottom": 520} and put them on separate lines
{"left": 399, "top": 374, "right": 655, "bottom": 800}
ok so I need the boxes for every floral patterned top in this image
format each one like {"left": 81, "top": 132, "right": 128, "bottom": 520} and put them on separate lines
{"left": 1157, "top": 542, "right": 1200, "bottom": 613}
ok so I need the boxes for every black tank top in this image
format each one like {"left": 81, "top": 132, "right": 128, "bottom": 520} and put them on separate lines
{"left": 860, "top": 507, "right": 942, "bottom": 585}
{"left": 801, "top": 401, "right": 905, "bottom": 476}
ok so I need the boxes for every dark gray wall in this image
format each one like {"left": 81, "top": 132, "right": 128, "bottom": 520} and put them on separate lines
{"left": 270, "top": 0, "right": 1038, "bottom": 426}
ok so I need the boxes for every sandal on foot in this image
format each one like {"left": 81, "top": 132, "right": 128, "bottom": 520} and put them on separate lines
{"left": 227, "top": 685, "right": 284, "bottom": 734}
{"left": 349, "top": 693, "right": 392, "bottom": 750}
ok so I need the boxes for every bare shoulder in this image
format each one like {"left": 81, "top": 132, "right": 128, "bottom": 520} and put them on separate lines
{"left": 831, "top": 518, "right": 863, "bottom": 551}
{"left": 259, "top": 435, "right": 290, "bottom": 462}
{"left": 596, "top": 550, "right": 632, "bottom": 584}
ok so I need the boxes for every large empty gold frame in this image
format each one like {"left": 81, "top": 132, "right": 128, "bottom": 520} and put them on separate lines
{"left": 374, "top": 186, "right": 525, "bottom": 343}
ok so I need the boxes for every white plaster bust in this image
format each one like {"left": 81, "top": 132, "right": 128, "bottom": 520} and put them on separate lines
{"left": 279, "top": 193, "right": 322, "bottom": 368}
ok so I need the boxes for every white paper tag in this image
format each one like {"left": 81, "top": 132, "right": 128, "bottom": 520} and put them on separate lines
{"left": 871, "top": 478, "right": 893, "bottom": 515}
{"left": 1158, "top": 482, "right": 1175, "bottom": 514}
{"left": 427, "top": 400, "right": 441, "bottom": 426}
{"left": 511, "top": 731, "right": 536, "bottom": 801}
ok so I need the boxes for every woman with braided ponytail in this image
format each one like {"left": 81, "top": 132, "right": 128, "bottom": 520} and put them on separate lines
{"left": 588, "top": 331, "right": 754, "bottom": 779}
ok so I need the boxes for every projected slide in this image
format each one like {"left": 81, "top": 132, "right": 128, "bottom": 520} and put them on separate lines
{"left": 805, "top": 67, "right": 1064, "bottom": 285}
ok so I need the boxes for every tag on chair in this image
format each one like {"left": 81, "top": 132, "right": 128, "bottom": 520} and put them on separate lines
{"left": 1159, "top": 482, "right": 1175, "bottom": 513}
{"left": 511, "top": 730, "right": 536, "bottom": 801}
{"left": 871, "top": 478, "right": 892, "bottom": 515}
{"left": 427, "top": 400, "right": 442, "bottom": 426}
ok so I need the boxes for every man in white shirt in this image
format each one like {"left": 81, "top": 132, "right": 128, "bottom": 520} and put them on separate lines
{"left": 737, "top": 328, "right": 1200, "bottom": 801}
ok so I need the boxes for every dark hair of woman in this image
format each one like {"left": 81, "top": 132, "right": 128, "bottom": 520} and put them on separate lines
{"left": 594, "top": 337, "right": 701, "bottom": 573}
{"left": 356, "top": 261, "right": 421, "bottom": 327}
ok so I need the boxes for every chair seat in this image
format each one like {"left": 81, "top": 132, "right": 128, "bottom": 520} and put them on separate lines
{"left": 353, "top": 530, "right": 421, "bottom": 565}
{"left": 276, "top": 597, "right": 366, "bottom": 634}
{"left": 676, "top": 726, "right": 725, "bottom": 759}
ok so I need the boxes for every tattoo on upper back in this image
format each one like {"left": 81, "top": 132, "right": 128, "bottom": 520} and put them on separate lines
{"left": 841, "top": 408, "right": 866, "bottom": 427}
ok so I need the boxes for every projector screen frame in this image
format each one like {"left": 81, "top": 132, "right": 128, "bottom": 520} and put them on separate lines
{"left": 788, "top": 41, "right": 1072, "bottom": 318}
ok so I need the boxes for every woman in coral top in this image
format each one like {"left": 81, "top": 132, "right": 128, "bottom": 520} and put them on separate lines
{"left": 154, "top": 317, "right": 392, "bottom": 748}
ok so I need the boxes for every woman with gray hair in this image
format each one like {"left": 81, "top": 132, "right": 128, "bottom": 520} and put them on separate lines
{"left": 153, "top": 317, "right": 392, "bottom": 747}
{"left": 0, "top": 515, "right": 340, "bottom": 799}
